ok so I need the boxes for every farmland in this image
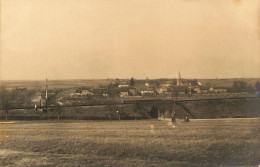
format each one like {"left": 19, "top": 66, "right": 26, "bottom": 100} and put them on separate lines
{"left": 0, "top": 118, "right": 259, "bottom": 166}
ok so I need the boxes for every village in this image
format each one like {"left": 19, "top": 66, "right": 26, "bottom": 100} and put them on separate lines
{"left": 9, "top": 73, "right": 254, "bottom": 109}
{"left": 1, "top": 73, "right": 259, "bottom": 110}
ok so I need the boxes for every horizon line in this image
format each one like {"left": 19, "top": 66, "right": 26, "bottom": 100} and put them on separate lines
{"left": 1, "top": 77, "right": 260, "bottom": 82}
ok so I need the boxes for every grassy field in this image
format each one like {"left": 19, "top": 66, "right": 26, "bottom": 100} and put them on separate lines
{"left": 0, "top": 118, "right": 259, "bottom": 167}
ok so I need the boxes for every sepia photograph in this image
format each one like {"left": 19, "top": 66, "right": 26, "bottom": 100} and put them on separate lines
{"left": 0, "top": 0, "right": 260, "bottom": 166}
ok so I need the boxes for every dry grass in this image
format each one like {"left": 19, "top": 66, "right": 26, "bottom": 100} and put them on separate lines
{"left": 0, "top": 118, "right": 259, "bottom": 167}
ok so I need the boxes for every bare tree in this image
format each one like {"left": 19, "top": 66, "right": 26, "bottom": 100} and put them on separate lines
{"left": 130, "top": 77, "right": 135, "bottom": 86}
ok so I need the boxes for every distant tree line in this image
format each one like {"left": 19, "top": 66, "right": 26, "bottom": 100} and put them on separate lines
{"left": 229, "top": 80, "right": 260, "bottom": 93}
{"left": 0, "top": 86, "right": 10, "bottom": 121}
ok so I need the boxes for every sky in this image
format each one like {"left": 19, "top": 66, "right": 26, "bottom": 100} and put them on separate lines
{"left": 0, "top": 0, "right": 260, "bottom": 80}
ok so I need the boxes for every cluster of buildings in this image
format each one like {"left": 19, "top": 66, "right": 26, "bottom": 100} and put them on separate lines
{"left": 155, "top": 73, "right": 227, "bottom": 96}
{"left": 68, "top": 73, "right": 227, "bottom": 99}
{"left": 28, "top": 74, "right": 229, "bottom": 107}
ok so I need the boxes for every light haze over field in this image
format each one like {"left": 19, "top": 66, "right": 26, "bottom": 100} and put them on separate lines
{"left": 0, "top": 0, "right": 259, "bottom": 80}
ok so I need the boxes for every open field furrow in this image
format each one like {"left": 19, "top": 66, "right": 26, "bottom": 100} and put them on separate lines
{"left": 0, "top": 119, "right": 259, "bottom": 166}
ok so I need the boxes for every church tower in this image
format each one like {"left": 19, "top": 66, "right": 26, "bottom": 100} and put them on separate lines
{"left": 177, "top": 72, "right": 182, "bottom": 86}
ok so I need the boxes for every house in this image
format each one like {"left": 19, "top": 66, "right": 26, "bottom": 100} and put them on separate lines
{"left": 92, "top": 88, "right": 109, "bottom": 97}
{"left": 194, "top": 87, "right": 201, "bottom": 94}
{"left": 137, "top": 87, "right": 155, "bottom": 96}
{"left": 214, "top": 88, "right": 227, "bottom": 93}
{"left": 70, "top": 92, "right": 81, "bottom": 96}
{"left": 194, "top": 86, "right": 210, "bottom": 94}
{"left": 118, "top": 84, "right": 129, "bottom": 88}
{"left": 156, "top": 87, "right": 170, "bottom": 95}
{"left": 31, "top": 95, "right": 43, "bottom": 103}
{"left": 56, "top": 101, "right": 63, "bottom": 106}
{"left": 145, "top": 82, "right": 150, "bottom": 88}
{"left": 117, "top": 87, "right": 138, "bottom": 97}
{"left": 209, "top": 87, "right": 214, "bottom": 93}
{"left": 120, "top": 91, "right": 129, "bottom": 97}
{"left": 81, "top": 90, "right": 94, "bottom": 96}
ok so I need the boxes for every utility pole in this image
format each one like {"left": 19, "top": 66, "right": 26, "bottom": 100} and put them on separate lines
{"left": 171, "top": 88, "right": 176, "bottom": 113}
{"left": 171, "top": 91, "right": 176, "bottom": 123}
{"left": 45, "top": 78, "right": 48, "bottom": 112}
{"left": 174, "top": 94, "right": 176, "bottom": 112}
{"left": 5, "top": 99, "right": 8, "bottom": 121}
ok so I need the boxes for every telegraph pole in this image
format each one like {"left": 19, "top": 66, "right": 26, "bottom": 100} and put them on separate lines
{"left": 174, "top": 92, "right": 176, "bottom": 112}
{"left": 5, "top": 98, "right": 8, "bottom": 121}
{"left": 45, "top": 78, "right": 48, "bottom": 112}
{"left": 171, "top": 89, "right": 176, "bottom": 123}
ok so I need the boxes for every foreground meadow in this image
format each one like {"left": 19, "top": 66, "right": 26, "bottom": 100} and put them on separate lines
{"left": 0, "top": 118, "right": 259, "bottom": 167}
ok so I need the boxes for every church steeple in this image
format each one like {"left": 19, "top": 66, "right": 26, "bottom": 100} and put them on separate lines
{"left": 177, "top": 72, "right": 182, "bottom": 86}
